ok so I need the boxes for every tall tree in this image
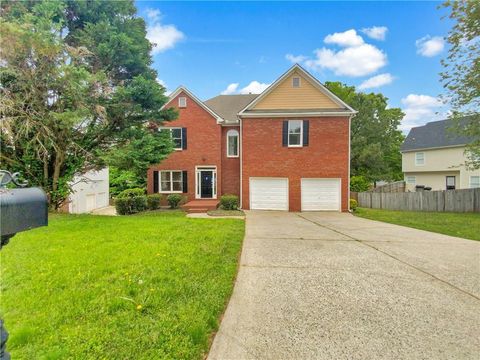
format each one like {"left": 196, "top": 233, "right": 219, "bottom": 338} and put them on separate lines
{"left": 0, "top": 0, "right": 176, "bottom": 208}
{"left": 325, "top": 82, "right": 405, "bottom": 184}
{"left": 441, "top": 0, "right": 480, "bottom": 169}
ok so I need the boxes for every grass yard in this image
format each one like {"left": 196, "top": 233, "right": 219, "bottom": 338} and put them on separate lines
{"left": 0, "top": 210, "right": 244, "bottom": 359}
{"left": 354, "top": 208, "right": 480, "bottom": 241}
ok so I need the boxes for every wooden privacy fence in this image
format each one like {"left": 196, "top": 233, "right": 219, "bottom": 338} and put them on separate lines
{"left": 358, "top": 188, "right": 480, "bottom": 213}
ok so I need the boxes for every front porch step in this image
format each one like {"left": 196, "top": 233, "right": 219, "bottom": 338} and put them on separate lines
{"left": 181, "top": 200, "right": 219, "bottom": 213}
{"left": 185, "top": 208, "right": 209, "bottom": 214}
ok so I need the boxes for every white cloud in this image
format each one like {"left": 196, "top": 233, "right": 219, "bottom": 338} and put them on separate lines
{"left": 400, "top": 94, "right": 445, "bottom": 132}
{"left": 146, "top": 8, "right": 161, "bottom": 22}
{"left": 358, "top": 73, "right": 394, "bottom": 90}
{"left": 304, "top": 44, "right": 387, "bottom": 77}
{"left": 239, "top": 81, "right": 270, "bottom": 94}
{"left": 361, "top": 26, "right": 388, "bottom": 41}
{"left": 285, "top": 54, "right": 307, "bottom": 63}
{"left": 146, "top": 11, "right": 184, "bottom": 54}
{"left": 324, "top": 29, "right": 364, "bottom": 47}
{"left": 220, "top": 81, "right": 270, "bottom": 95}
{"left": 221, "top": 83, "right": 239, "bottom": 95}
{"left": 286, "top": 29, "right": 387, "bottom": 77}
{"left": 415, "top": 35, "right": 445, "bottom": 57}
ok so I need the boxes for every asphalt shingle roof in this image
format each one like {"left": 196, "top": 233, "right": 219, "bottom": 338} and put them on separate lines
{"left": 204, "top": 94, "right": 258, "bottom": 124}
{"left": 401, "top": 118, "right": 474, "bottom": 152}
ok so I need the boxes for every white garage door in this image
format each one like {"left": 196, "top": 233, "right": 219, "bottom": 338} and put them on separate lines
{"left": 250, "top": 178, "right": 288, "bottom": 211}
{"left": 301, "top": 178, "right": 341, "bottom": 211}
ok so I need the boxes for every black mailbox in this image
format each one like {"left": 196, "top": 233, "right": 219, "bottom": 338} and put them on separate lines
{"left": 0, "top": 171, "right": 48, "bottom": 360}
{"left": 0, "top": 187, "right": 48, "bottom": 242}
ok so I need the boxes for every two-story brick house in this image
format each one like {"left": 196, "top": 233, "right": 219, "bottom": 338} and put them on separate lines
{"left": 147, "top": 65, "right": 356, "bottom": 212}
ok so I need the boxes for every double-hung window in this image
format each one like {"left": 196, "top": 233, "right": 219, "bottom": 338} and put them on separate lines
{"left": 288, "top": 120, "right": 303, "bottom": 147}
{"left": 227, "top": 129, "right": 239, "bottom": 157}
{"left": 160, "top": 171, "right": 183, "bottom": 192}
{"left": 161, "top": 128, "right": 183, "bottom": 150}
{"left": 415, "top": 152, "right": 425, "bottom": 166}
{"left": 406, "top": 176, "right": 416, "bottom": 185}
{"left": 470, "top": 176, "right": 480, "bottom": 188}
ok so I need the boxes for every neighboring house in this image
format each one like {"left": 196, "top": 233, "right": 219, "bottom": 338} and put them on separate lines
{"left": 66, "top": 168, "right": 110, "bottom": 213}
{"left": 401, "top": 119, "right": 480, "bottom": 191}
{"left": 147, "top": 65, "right": 356, "bottom": 211}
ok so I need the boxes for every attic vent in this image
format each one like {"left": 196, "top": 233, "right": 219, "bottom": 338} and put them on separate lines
{"left": 292, "top": 76, "right": 301, "bottom": 88}
{"left": 178, "top": 97, "right": 187, "bottom": 108}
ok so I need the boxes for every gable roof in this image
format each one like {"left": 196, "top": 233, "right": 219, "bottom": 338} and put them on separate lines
{"left": 204, "top": 94, "right": 258, "bottom": 124}
{"left": 238, "top": 64, "right": 356, "bottom": 117}
{"left": 401, "top": 118, "right": 474, "bottom": 152}
{"left": 162, "top": 86, "right": 223, "bottom": 123}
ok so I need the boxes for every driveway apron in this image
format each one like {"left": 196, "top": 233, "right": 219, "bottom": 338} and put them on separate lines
{"left": 208, "top": 211, "right": 480, "bottom": 360}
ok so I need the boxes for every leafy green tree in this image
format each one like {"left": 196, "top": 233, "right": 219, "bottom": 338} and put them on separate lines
{"left": 441, "top": 1, "right": 480, "bottom": 169}
{"left": 350, "top": 176, "right": 371, "bottom": 192}
{"left": 0, "top": 1, "right": 176, "bottom": 208}
{"left": 325, "top": 82, "right": 405, "bottom": 183}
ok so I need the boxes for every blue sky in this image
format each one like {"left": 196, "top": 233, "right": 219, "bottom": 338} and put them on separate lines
{"left": 136, "top": 1, "right": 452, "bottom": 132}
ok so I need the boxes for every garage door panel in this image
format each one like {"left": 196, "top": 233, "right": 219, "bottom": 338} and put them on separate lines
{"left": 250, "top": 178, "right": 288, "bottom": 211}
{"left": 301, "top": 179, "right": 341, "bottom": 211}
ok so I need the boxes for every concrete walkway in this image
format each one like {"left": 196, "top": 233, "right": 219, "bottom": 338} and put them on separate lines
{"left": 91, "top": 205, "right": 117, "bottom": 216}
{"left": 208, "top": 211, "right": 480, "bottom": 360}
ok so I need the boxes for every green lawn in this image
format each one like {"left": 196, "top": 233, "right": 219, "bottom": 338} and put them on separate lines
{"left": 354, "top": 208, "right": 480, "bottom": 241}
{"left": 0, "top": 211, "right": 244, "bottom": 359}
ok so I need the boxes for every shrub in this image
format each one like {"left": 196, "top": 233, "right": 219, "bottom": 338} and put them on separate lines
{"left": 167, "top": 194, "right": 184, "bottom": 209}
{"left": 117, "top": 188, "right": 145, "bottom": 199}
{"left": 147, "top": 194, "right": 162, "bottom": 210}
{"left": 350, "top": 176, "right": 370, "bottom": 192}
{"left": 220, "top": 194, "right": 239, "bottom": 210}
{"left": 115, "top": 195, "right": 147, "bottom": 215}
{"left": 349, "top": 199, "right": 358, "bottom": 212}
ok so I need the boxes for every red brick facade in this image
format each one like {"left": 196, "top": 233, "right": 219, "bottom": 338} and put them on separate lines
{"left": 241, "top": 117, "right": 350, "bottom": 212}
{"left": 221, "top": 126, "right": 241, "bottom": 197}
{"left": 147, "top": 87, "right": 351, "bottom": 212}
{"left": 147, "top": 91, "right": 223, "bottom": 201}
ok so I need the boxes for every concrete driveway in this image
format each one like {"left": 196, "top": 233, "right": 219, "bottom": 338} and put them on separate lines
{"left": 208, "top": 211, "right": 480, "bottom": 360}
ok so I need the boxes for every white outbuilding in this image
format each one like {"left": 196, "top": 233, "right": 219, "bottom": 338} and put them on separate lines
{"left": 67, "top": 168, "right": 110, "bottom": 214}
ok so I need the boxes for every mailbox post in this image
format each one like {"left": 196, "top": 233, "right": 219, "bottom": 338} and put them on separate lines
{"left": 0, "top": 171, "right": 48, "bottom": 360}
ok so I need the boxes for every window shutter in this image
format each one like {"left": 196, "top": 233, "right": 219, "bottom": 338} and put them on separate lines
{"left": 182, "top": 128, "right": 187, "bottom": 150}
{"left": 303, "top": 120, "right": 309, "bottom": 146}
{"left": 153, "top": 171, "right": 159, "bottom": 193}
{"left": 182, "top": 171, "right": 188, "bottom": 193}
{"left": 282, "top": 121, "right": 288, "bottom": 147}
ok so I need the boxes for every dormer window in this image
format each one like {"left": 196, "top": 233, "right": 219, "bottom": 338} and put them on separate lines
{"left": 292, "top": 76, "right": 301, "bottom": 88}
{"left": 178, "top": 97, "right": 187, "bottom": 108}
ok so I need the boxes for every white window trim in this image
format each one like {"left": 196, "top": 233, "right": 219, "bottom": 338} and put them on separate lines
{"left": 288, "top": 120, "right": 303, "bottom": 147}
{"left": 195, "top": 166, "right": 217, "bottom": 199}
{"left": 406, "top": 176, "right": 416, "bottom": 185}
{"left": 415, "top": 152, "right": 425, "bottom": 166}
{"left": 159, "top": 170, "right": 183, "bottom": 193}
{"left": 178, "top": 97, "right": 187, "bottom": 108}
{"left": 160, "top": 127, "right": 183, "bottom": 151}
{"left": 226, "top": 129, "right": 239, "bottom": 158}
{"left": 470, "top": 175, "right": 480, "bottom": 188}
{"left": 292, "top": 76, "right": 301, "bottom": 88}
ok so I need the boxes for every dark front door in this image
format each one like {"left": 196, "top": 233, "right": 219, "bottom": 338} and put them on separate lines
{"left": 200, "top": 171, "right": 213, "bottom": 198}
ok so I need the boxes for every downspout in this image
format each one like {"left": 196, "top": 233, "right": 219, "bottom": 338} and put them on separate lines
{"left": 348, "top": 113, "right": 356, "bottom": 211}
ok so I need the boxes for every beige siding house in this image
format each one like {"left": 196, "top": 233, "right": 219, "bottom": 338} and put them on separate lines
{"left": 401, "top": 119, "right": 480, "bottom": 191}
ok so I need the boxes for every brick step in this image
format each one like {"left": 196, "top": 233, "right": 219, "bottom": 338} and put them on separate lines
{"left": 185, "top": 208, "right": 209, "bottom": 214}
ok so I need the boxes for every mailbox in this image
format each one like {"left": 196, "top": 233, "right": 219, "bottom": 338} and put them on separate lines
{"left": 0, "top": 187, "right": 48, "bottom": 245}
{"left": 0, "top": 171, "right": 48, "bottom": 360}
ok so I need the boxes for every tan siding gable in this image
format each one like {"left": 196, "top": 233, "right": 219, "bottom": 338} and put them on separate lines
{"left": 252, "top": 71, "right": 341, "bottom": 110}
